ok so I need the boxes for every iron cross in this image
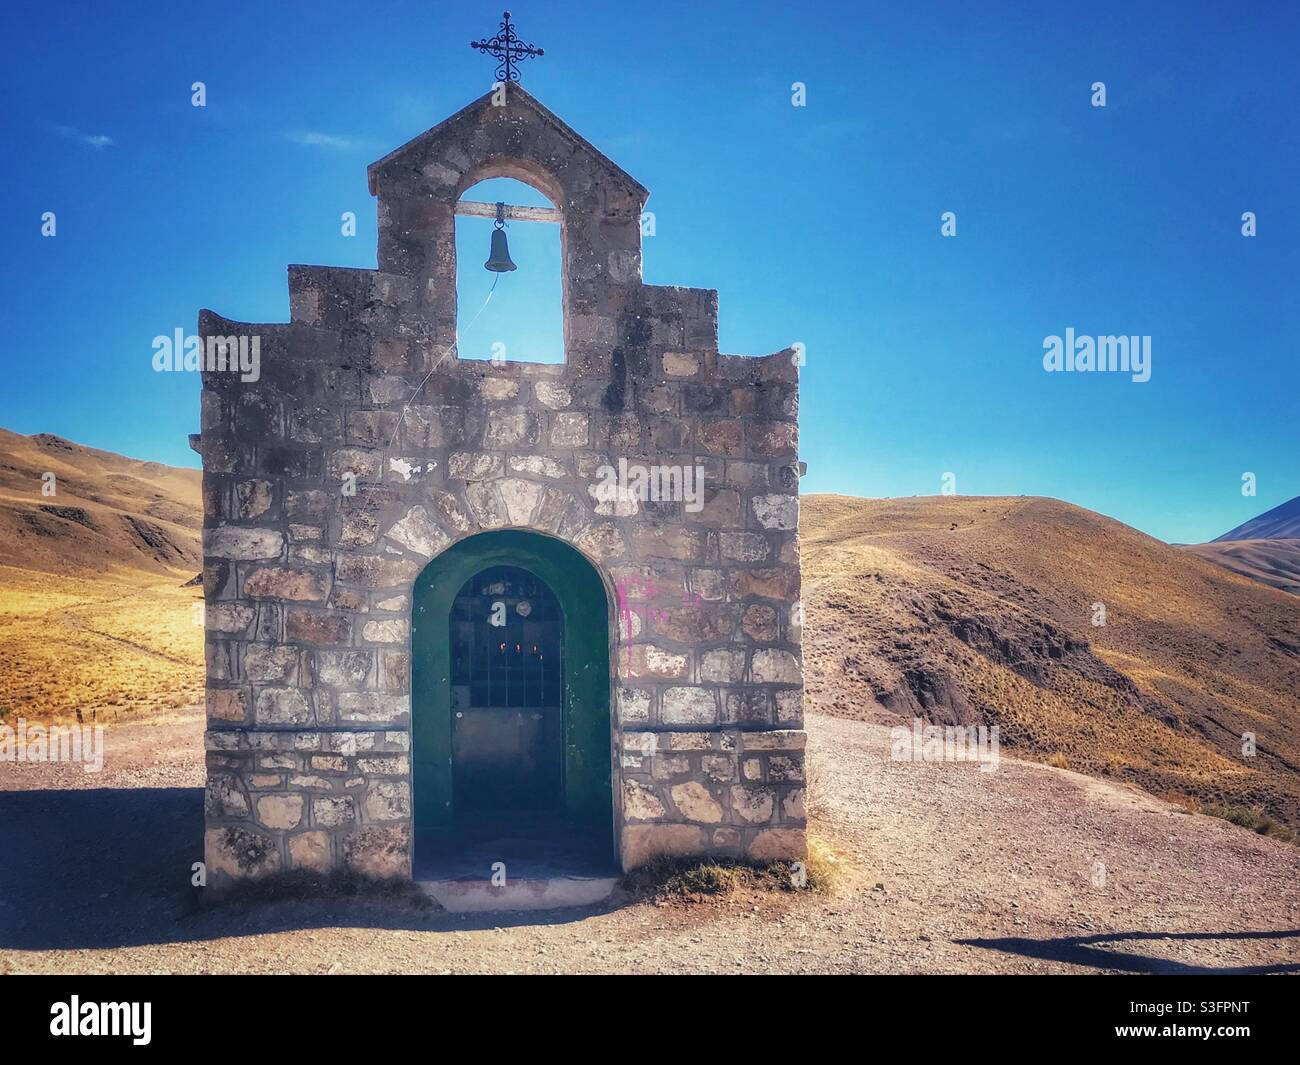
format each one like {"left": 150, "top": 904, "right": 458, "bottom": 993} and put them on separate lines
{"left": 470, "top": 11, "right": 544, "bottom": 83}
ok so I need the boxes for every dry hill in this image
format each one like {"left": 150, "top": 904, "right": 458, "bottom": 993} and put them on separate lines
{"left": 1182, "top": 538, "right": 1300, "bottom": 596}
{"left": 801, "top": 494, "right": 1300, "bottom": 834}
{"left": 0, "top": 430, "right": 203, "bottom": 722}
{"left": 0, "top": 428, "right": 200, "bottom": 576}
{"left": 1178, "top": 495, "right": 1300, "bottom": 596}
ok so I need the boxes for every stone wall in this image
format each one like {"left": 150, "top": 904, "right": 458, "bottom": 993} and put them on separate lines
{"left": 195, "top": 84, "right": 805, "bottom": 890}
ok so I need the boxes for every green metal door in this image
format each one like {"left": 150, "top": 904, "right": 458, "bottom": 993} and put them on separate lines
{"left": 448, "top": 565, "right": 564, "bottom": 811}
{"left": 411, "top": 530, "right": 613, "bottom": 854}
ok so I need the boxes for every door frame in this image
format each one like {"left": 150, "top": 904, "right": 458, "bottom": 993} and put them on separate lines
{"left": 410, "top": 530, "right": 615, "bottom": 854}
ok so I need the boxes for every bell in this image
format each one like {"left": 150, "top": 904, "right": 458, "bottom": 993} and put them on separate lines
{"left": 485, "top": 227, "right": 517, "bottom": 272}
{"left": 485, "top": 202, "right": 517, "bottom": 272}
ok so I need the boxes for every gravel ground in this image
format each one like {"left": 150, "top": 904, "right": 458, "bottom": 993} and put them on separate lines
{"left": 1, "top": 709, "right": 1297, "bottom": 974}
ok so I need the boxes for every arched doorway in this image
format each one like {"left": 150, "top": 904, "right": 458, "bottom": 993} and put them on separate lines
{"left": 411, "top": 530, "right": 615, "bottom": 875}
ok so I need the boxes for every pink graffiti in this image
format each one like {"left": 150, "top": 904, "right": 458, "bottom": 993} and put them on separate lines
{"left": 615, "top": 575, "right": 671, "bottom": 670}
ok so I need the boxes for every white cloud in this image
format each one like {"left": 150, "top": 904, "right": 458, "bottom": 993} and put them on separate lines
{"left": 51, "top": 124, "right": 114, "bottom": 150}
{"left": 285, "top": 130, "right": 377, "bottom": 151}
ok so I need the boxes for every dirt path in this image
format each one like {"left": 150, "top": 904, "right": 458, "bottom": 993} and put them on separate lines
{"left": 62, "top": 609, "right": 197, "bottom": 668}
{"left": 53, "top": 580, "right": 202, "bottom": 669}
{"left": 1, "top": 710, "right": 1296, "bottom": 974}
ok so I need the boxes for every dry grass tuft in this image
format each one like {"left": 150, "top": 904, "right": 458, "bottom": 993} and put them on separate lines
{"left": 1158, "top": 790, "right": 1202, "bottom": 814}
{"left": 623, "top": 835, "right": 844, "bottom": 901}
{"left": 803, "top": 749, "right": 831, "bottom": 817}
{"left": 802, "top": 834, "right": 847, "bottom": 894}
{"left": 1201, "top": 802, "right": 1298, "bottom": 844}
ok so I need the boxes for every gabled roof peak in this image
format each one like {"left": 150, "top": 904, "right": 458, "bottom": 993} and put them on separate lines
{"left": 366, "top": 83, "right": 647, "bottom": 200}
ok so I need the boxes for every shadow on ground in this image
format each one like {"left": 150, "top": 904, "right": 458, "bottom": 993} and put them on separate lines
{"left": 956, "top": 929, "right": 1300, "bottom": 974}
{"left": 0, "top": 788, "right": 615, "bottom": 951}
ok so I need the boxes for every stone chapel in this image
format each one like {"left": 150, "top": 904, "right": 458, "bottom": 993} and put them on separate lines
{"left": 193, "top": 82, "right": 806, "bottom": 898}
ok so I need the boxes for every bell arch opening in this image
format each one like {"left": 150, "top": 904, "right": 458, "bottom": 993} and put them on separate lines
{"left": 410, "top": 530, "right": 616, "bottom": 877}
{"left": 454, "top": 175, "right": 564, "bottom": 364}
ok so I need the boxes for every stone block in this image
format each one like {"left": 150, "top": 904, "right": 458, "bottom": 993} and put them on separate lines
{"left": 288, "top": 830, "right": 331, "bottom": 872}
{"left": 730, "top": 785, "right": 775, "bottom": 824}
{"left": 343, "top": 826, "right": 409, "bottom": 878}
{"left": 660, "top": 686, "right": 717, "bottom": 725}
{"left": 256, "top": 793, "right": 304, "bottom": 831}
{"left": 751, "top": 493, "right": 799, "bottom": 531}
{"left": 244, "top": 566, "right": 329, "bottom": 602}
{"left": 623, "top": 779, "right": 665, "bottom": 821}
{"left": 312, "top": 795, "right": 356, "bottom": 828}
{"left": 363, "top": 781, "right": 410, "bottom": 822}
{"left": 621, "top": 824, "right": 705, "bottom": 871}
{"left": 255, "top": 687, "right": 313, "bottom": 725}
{"left": 205, "top": 526, "right": 284, "bottom": 560}
{"left": 671, "top": 781, "right": 722, "bottom": 823}
{"left": 207, "top": 688, "right": 247, "bottom": 723}
{"left": 286, "top": 610, "right": 352, "bottom": 645}
{"left": 205, "top": 827, "right": 281, "bottom": 880}
{"left": 747, "top": 828, "right": 807, "bottom": 862}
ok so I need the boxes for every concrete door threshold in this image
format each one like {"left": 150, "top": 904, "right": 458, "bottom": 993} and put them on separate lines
{"left": 418, "top": 873, "right": 619, "bottom": 913}
{"left": 414, "top": 818, "right": 619, "bottom": 911}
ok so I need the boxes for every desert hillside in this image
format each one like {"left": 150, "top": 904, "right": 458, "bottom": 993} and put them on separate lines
{"left": 801, "top": 494, "right": 1300, "bottom": 833}
{"left": 1182, "top": 538, "right": 1300, "bottom": 596}
{"left": 1178, "top": 494, "right": 1300, "bottom": 596}
{"left": 0, "top": 428, "right": 200, "bottom": 577}
{"left": 0, "top": 430, "right": 203, "bottom": 722}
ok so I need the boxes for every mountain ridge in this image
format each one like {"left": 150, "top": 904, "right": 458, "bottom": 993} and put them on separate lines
{"left": 1179, "top": 493, "right": 1300, "bottom": 595}
{"left": 1213, "top": 494, "right": 1300, "bottom": 542}
{"left": 801, "top": 493, "right": 1300, "bottom": 832}
{"left": 0, "top": 428, "right": 201, "bottom": 577}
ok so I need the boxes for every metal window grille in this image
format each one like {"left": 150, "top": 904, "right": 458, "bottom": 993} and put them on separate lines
{"left": 450, "top": 566, "right": 563, "bottom": 709}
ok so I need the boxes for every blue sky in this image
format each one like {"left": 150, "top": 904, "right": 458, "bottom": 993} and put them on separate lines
{"left": 2, "top": 0, "right": 1296, "bottom": 544}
